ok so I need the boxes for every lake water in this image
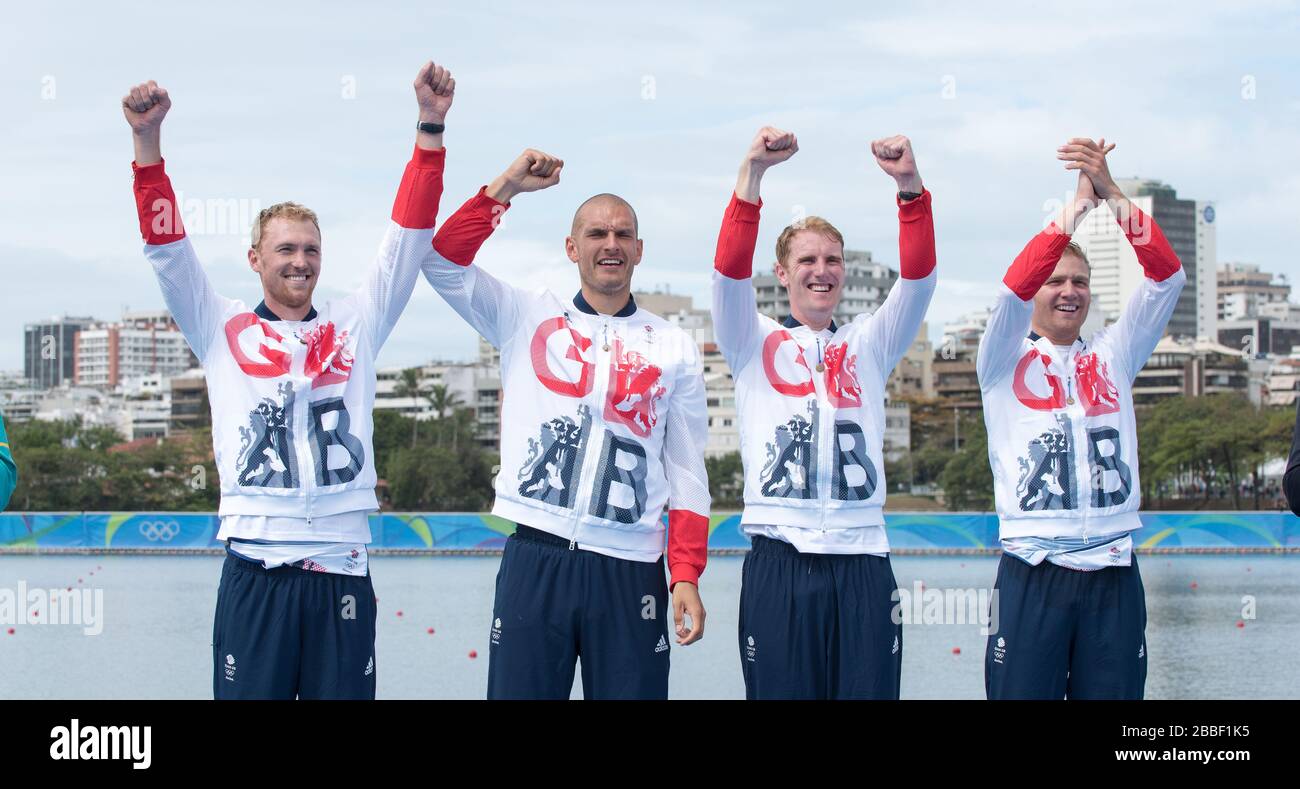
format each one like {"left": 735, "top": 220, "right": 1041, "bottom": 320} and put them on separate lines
{"left": 0, "top": 554, "right": 1294, "bottom": 699}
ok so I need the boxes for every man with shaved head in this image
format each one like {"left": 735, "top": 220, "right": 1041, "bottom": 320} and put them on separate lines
{"left": 422, "top": 151, "right": 711, "bottom": 699}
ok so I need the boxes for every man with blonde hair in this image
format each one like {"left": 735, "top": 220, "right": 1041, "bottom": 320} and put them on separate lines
{"left": 711, "top": 127, "right": 937, "bottom": 698}
{"left": 123, "top": 61, "right": 456, "bottom": 699}
{"left": 977, "top": 139, "right": 1185, "bottom": 699}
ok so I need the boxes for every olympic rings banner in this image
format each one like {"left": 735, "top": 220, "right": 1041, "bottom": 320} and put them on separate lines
{"left": 0, "top": 511, "right": 1297, "bottom": 552}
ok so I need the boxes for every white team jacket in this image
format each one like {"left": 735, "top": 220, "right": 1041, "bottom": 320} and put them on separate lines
{"left": 712, "top": 191, "right": 937, "bottom": 533}
{"left": 131, "top": 147, "right": 445, "bottom": 541}
{"left": 977, "top": 209, "right": 1186, "bottom": 541}
{"left": 421, "top": 188, "right": 711, "bottom": 585}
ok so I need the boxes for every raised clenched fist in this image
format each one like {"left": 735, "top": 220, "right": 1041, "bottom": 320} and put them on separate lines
{"left": 414, "top": 61, "right": 455, "bottom": 124}
{"left": 121, "top": 80, "right": 171, "bottom": 135}
{"left": 488, "top": 149, "right": 564, "bottom": 203}
{"left": 871, "top": 134, "right": 922, "bottom": 193}
{"left": 745, "top": 126, "right": 798, "bottom": 169}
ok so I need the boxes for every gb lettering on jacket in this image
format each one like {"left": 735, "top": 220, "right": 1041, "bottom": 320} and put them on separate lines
{"left": 518, "top": 313, "right": 671, "bottom": 523}
{"left": 1008, "top": 344, "right": 1132, "bottom": 513}
{"left": 224, "top": 312, "right": 364, "bottom": 490}
{"left": 758, "top": 328, "right": 877, "bottom": 504}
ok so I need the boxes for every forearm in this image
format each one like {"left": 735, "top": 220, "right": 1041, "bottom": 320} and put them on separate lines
{"left": 416, "top": 126, "right": 444, "bottom": 152}
{"left": 1056, "top": 195, "right": 1093, "bottom": 235}
{"left": 133, "top": 129, "right": 162, "bottom": 166}
{"left": 734, "top": 160, "right": 767, "bottom": 204}
{"left": 485, "top": 175, "right": 518, "bottom": 204}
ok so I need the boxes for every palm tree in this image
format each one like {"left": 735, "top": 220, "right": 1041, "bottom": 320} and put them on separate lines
{"left": 393, "top": 368, "right": 428, "bottom": 448}
{"left": 426, "top": 384, "right": 464, "bottom": 447}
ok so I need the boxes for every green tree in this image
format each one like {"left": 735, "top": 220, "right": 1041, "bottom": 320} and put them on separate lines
{"left": 938, "top": 415, "right": 993, "bottom": 511}
{"left": 705, "top": 452, "right": 744, "bottom": 509}
{"left": 393, "top": 367, "right": 428, "bottom": 449}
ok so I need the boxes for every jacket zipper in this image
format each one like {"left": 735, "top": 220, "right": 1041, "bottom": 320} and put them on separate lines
{"left": 571, "top": 313, "right": 616, "bottom": 550}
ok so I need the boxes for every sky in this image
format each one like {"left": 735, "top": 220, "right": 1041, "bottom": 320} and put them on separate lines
{"left": 2, "top": 0, "right": 1297, "bottom": 372}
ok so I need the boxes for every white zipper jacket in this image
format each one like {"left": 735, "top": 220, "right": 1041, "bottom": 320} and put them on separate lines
{"left": 711, "top": 190, "right": 937, "bottom": 538}
{"left": 977, "top": 207, "right": 1185, "bottom": 541}
{"left": 421, "top": 188, "right": 711, "bottom": 587}
{"left": 131, "top": 146, "right": 445, "bottom": 541}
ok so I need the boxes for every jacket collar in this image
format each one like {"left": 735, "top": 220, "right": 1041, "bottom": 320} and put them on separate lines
{"left": 256, "top": 300, "right": 317, "bottom": 322}
{"left": 573, "top": 291, "right": 636, "bottom": 318}
{"left": 782, "top": 314, "right": 838, "bottom": 333}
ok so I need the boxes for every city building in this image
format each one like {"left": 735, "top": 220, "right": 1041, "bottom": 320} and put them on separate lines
{"left": 1132, "top": 336, "right": 1251, "bottom": 406}
{"left": 74, "top": 310, "right": 197, "bottom": 389}
{"left": 23, "top": 316, "right": 96, "bottom": 389}
{"left": 1072, "top": 178, "right": 1215, "bottom": 340}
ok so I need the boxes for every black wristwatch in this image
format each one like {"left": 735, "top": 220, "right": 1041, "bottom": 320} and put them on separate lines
{"left": 417, "top": 121, "right": 446, "bottom": 135}
{"left": 898, "top": 189, "right": 923, "bottom": 201}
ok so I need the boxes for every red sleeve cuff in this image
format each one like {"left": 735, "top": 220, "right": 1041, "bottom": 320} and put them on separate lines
{"left": 390, "top": 145, "right": 446, "bottom": 230}
{"left": 896, "top": 186, "right": 932, "bottom": 215}
{"left": 714, "top": 192, "right": 762, "bottom": 280}
{"left": 728, "top": 192, "right": 762, "bottom": 221}
{"left": 131, "top": 159, "right": 169, "bottom": 186}
{"left": 1002, "top": 223, "right": 1072, "bottom": 301}
{"left": 666, "top": 509, "right": 708, "bottom": 589}
{"left": 431, "top": 186, "right": 509, "bottom": 267}
{"left": 132, "top": 158, "right": 185, "bottom": 244}
{"left": 1116, "top": 204, "right": 1182, "bottom": 282}
{"left": 411, "top": 144, "right": 446, "bottom": 169}
{"left": 897, "top": 188, "right": 935, "bottom": 279}
{"left": 669, "top": 563, "right": 700, "bottom": 588}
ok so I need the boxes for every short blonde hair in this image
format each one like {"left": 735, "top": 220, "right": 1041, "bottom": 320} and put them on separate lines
{"left": 1061, "top": 240, "right": 1091, "bottom": 272}
{"left": 251, "top": 202, "right": 320, "bottom": 250}
{"left": 775, "top": 216, "right": 844, "bottom": 268}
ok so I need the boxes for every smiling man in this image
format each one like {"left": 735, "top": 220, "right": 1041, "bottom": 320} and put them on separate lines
{"left": 976, "top": 139, "right": 1185, "bottom": 699}
{"left": 711, "top": 127, "right": 937, "bottom": 699}
{"left": 422, "top": 151, "right": 711, "bottom": 699}
{"left": 123, "top": 62, "right": 455, "bottom": 699}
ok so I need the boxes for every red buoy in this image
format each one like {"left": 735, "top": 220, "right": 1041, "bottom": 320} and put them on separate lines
{"left": 1190, "top": 582, "right": 1198, "bottom": 589}
{"left": 426, "top": 627, "right": 435, "bottom": 635}
{"left": 396, "top": 610, "right": 404, "bottom": 617}
{"left": 5, "top": 628, "right": 13, "bottom": 635}
{"left": 952, "top": 647, "right": 961, "bottom": 655}
{"left": 469, "top": 650, "right": 478, "bottom": 659}
{"left": 1236, "top": 620, "right": 1245, "bottom": 628}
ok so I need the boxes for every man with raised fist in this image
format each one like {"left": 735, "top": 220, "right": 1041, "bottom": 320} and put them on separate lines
{"left": 123, "top": 62, "right": 456, "bottom": 699}
{"left": 976, "top": 139, "right": 1185, "bottom": 699}
{"left": 711, "top": 127, "right": 937, "bottom": 699}
{"left": 423, "top": 150, "right": 711, "bottom": 699}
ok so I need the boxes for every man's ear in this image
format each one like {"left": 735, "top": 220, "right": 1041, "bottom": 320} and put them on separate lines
{"left": 564, "top": 236, "right": 579, "bottom": 264}
{"left": 247, "top": 247, "right": 259, "bottom": 272}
